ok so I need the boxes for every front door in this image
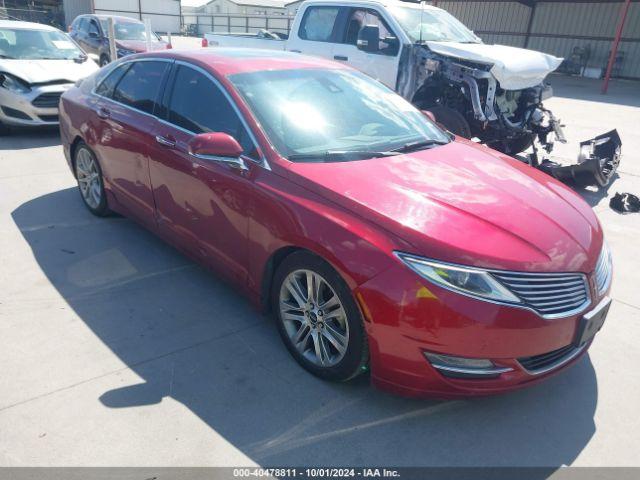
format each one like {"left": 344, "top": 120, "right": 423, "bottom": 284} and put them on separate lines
{"left": 149, "top": 63, "right": 261, "bottom": 284}
{"left": 331, "top": 8, "right": 400, "bottom": 89}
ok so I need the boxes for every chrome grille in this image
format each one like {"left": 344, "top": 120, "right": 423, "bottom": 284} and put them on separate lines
{"left": 32, "top": 92, "right": 62, "bottom": 108}
{"left": 594, "top": 243, "right": 612, "bottom": 294}
{"left": 491, "top": 271, "right": 589, "bottom": 318}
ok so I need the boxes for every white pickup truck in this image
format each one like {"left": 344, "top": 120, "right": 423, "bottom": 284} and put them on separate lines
{"left": 205, "top": 0, "right": 621, "bottom": 186}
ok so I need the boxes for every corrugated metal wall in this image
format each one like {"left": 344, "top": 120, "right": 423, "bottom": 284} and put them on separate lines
{"left": 92, "top": 0, "right": 182, "bottom": 33}
{"left": 436, "top": 1, "right": 640, "bottom": 79}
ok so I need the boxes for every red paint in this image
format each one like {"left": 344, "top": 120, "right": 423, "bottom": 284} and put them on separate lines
{"left": 59, "top": 50, "right": 608, "bottom": 397}
{"left": 189, "top": 132, "right": 243, "bottom": 157}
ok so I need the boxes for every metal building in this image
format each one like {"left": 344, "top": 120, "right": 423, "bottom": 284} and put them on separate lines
{"left": 433, "top": 0, "right": 640, "bottom": 80}
{"left": 0, "top": 0, "right": 182, "bottom": 34}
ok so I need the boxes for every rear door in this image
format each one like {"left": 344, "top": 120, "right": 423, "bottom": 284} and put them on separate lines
{"left": 331, "top": 7, "right": 401, "bottom": 89}
{"left": 91, "top": 59, "right": 171, "bottom": 226}
{"left": 149, "top": 62, "right": 261, "bottom": 283}
{"left": 291, "top": 5, "right": 343, "bottom": 59}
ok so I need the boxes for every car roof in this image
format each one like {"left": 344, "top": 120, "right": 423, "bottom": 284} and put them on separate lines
{"left": 136, "top": 48, "right": 351, "bottom": 76}
{"left": 91, "top": 14, "right": 144, "bottom": 23}
{"left": 300, "top": 0, "right": 441, "bottom": 11}
{"left": 0, "top": 19, "right": 60, "bottom": 31}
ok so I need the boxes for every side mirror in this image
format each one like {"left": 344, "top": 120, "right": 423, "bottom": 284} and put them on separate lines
{"left": 357, "top": 25, "right": 380, "bottom": 53}
{"left": 88, "top": 31, "right": 99, "bottom": 38}
{"left": 188, "top": 132, "right": 247, "bottom": 170}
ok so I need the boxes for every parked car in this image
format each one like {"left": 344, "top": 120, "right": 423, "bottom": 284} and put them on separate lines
{"left": 204, "top": 0, "right": 622, "bottom": 187}
{"left": 69, "top": 14, "right": 170, "bottom": 67}
{"left": 59, "top": 49, "right": 612, "bottom": 397}
{"left": 0, "top": 20, "right": 98, "bottom": 134}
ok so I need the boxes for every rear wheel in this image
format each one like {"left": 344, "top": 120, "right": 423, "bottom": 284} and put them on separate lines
{"left": 272, "top": 251, "right": 368, "bottom": 382}
{"left": 74, "top": 143, "right": 110, "bottom": 216}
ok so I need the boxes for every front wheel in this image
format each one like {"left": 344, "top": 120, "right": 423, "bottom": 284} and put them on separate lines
{"left": 272, "top": 251, "right": 368, "bottom": 382}
{"left": 74, "top": 143, "right": 110, "bottom": 216}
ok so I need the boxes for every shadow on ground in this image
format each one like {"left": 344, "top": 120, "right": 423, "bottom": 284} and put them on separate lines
{"left": 12, "top": 187, "right": 598, "bottom": 469}
{"left": 0, "top": 126, "right": 61, "bottom": 150}
{"left": 548, "top": 74, "right": 640, "bottom": 108}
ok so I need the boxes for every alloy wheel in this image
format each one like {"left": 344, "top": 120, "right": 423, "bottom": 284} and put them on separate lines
{"left": 76, "top": 148, "right": 102, "bottom": 209}
{"left": 279, "top": 269, "right": 349, "bottom": 367}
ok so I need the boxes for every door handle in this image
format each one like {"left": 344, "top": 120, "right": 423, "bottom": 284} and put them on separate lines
{"left": 290, "top": 49, "right": 302, "bottom": 53}
{"left": 155, "top": 135, "right": 176, "bottom": 148}
{"left": 334, "top": 55, "right": 348, "bottom": 61}
{"left": 96, "top": 106, "right": 110, "bottom": 119}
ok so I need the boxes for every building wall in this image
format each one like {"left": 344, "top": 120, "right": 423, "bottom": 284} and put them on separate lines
{"left": 436, "top": 1, "right": 640, "bottom": 79}
{"left": 91, "top": 0, "right": 182, "bottom": 33}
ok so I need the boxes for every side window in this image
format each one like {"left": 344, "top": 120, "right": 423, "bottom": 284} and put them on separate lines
{"left": 299, "top": 7, "right": 339, "bottom": 42}
{"left": 344, "top": 9, "right": 396, "bottom": 55}
{"left": 88, "top": 19, "right": 100, "bottom": 36}
{"left": 95, "top": 63, "right": 130, "bottom": 98}
{"left": 112, "top": 61, "right": 168, "bottom": 115}
{"left": 77, "top": 18, "right": 88, "bottom": 33}
{"left": 167, "top": 66, "right": 258, "bottom": 160}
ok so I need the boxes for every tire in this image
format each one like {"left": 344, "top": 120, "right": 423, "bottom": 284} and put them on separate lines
{"left": 428, "top": 105, "right": 472, "bottom": 138}
{"left": 74, "top": 142, "right": 110, "bottom": 216}
{"left": 99, "top": 55, "right": 110, "bottom": 67}
{"left": 272, "top": 250, "right": 369, "bottom": 382}
{"left": 489, "top": 134, "right": 533, "bottom": 155}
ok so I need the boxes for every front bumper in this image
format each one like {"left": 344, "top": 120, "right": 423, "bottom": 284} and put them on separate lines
{"left": 355, "top": 263, "right": 607, "bottom": 398}
{"left": 0, "top": 83, "right": 74, "bottom": 127}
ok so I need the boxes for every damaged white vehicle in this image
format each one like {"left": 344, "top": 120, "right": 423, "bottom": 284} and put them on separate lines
{"left": 205, "top": 0, "right": 621, "bottom": 186}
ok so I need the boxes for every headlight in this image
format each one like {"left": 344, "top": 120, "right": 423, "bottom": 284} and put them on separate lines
{"left": 395, "top": 252, "right": 522, "bottom": 304}
{"left": 0, "top": 73, "right": 31, "bottom": 93}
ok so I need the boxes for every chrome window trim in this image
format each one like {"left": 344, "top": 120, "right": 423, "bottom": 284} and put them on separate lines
{"left": 395, "top": 252, "right": 592, "bottom": 320}
{"left": 518, "top": 342, "right": 587, "bottom": 376}
{"left": 430, "top": 364, "right": 513, "bottom": 376}
{"left": 167, "top": 60, "right": 269, "bottom": 170}
{"left": 90, "top": 57, "right": 270, "bottom": 170}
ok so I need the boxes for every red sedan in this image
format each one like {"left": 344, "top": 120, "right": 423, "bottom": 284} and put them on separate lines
{"left": 59, "top": 49, "right": 612, "bottom": 397}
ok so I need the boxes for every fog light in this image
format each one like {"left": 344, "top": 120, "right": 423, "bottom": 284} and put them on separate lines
{"left": 424, "top": 352, "right": 513, "bottom": 378}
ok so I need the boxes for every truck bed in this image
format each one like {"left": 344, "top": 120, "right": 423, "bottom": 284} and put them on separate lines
{"left": 204, "top": 32, "right": 287, "bottom": 51}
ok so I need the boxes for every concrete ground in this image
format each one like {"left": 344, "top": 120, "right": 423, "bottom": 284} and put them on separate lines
{"left": 0, "top": 74, "right": 639, "bottom": 470}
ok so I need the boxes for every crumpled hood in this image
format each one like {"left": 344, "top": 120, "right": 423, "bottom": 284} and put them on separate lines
{"left": 116, "top": 39, "right": 168, "bottom": 53}
{"left": 0, "top": 59, "right": 98, "bottom": 84}
{"left": 286, "top": 140, "right": 602, "bottom": 273}
{"left": 426, "top": 41, "right": 563, "bottom": 90}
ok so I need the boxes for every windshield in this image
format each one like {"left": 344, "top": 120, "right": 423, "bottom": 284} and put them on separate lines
{"left": 99, "top": 20, "right": 160, "bottom": 41}
{"left": 228, "top": 68, "right": 449, "bottom": 162}
{"left": 0, "top": 28, "right": 84, "bottom": 60}
{"left": 389, "top": 6, "right": 480, "bottom": 44}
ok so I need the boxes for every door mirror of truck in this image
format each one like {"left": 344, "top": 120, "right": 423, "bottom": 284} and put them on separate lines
{"left": 188, "top": 132, "right": 247, "bottom": 170}
{"left": 357, "top": 25, "right": 380, "bottom": 53}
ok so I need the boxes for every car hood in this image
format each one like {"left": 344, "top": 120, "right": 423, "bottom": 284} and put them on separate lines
{"left": 0, "top": 58, "right": 99, "bottom": 84}
{"left": 285, "top": 140, "right": 602, "bottom": 273}
{"left": 426, "top": 41, "right": 563, "bottom": 90}
{"left": 116, "top": 39, "right": 168, "bottom": 52}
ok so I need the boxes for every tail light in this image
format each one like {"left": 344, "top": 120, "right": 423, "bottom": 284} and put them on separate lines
{"left": 201, "top": 37, "right": 208, "bottom": 48}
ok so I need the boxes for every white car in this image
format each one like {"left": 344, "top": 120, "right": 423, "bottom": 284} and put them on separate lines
{"left": 0, "top": 20, "right": 98, "bottom": 134}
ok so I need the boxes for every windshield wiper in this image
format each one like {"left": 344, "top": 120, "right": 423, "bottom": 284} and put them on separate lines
{"left": 288, "top": 150, "right": 398, "bottom": 162}
{"left": 391, "top": 139, "right": 449, "bottom": 153}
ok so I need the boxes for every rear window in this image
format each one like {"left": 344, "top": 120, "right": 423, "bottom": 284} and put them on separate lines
{"left": 299, "top": 6, "right": 339, "bottom": 42}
